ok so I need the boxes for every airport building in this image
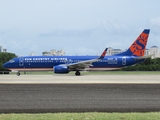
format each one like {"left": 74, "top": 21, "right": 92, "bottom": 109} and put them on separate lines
{"left": 2, "top": 44, "right": 159, "bottom": 58}
{"left": 107, "top": 46, "right": 160, "bottom": 59}
{"left": 107, "top": 47, "right": 123, "bottom": 55}
{"left": 0, "top": 46, "right": 7, "bottom": 53}
{"left": 42, "top": 46, "right": 160, "bottom": 58}
{"left": 42, "top": 49, "right": 65, "bottom": 56}
{"left": 148, "top": 46, "right": 160, "bottom": 59}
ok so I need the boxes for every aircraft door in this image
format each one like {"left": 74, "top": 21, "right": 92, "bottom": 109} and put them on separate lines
{"left": 122, "top": 57, "right": 126, "bottom": 65}
{"left": 19, "top": 58, "right": 24, "bottom": 66}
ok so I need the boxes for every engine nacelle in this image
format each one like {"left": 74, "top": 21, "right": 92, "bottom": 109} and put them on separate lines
{"left": 53, "top": 65, "right": 69, "bottom": 74}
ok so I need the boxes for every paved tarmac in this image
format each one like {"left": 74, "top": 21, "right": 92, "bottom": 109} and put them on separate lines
{"left": 0, "top": 74, "right": 160, "bottom": 113}
{"left": 0, "top": 74, "right": 160, "bottom": 84}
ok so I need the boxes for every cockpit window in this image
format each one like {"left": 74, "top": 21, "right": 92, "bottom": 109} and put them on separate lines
{"left": 9, "top": 59, "right": 15, "bottom": 63}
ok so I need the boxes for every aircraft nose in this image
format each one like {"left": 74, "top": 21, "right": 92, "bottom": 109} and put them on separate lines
{"left": 3, "top": 62, "right": 9, "bottom": 68}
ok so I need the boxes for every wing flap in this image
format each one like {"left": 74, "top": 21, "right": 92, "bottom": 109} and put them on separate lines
{"left": 68, "top": 59, "right": 98, "bottom": 69}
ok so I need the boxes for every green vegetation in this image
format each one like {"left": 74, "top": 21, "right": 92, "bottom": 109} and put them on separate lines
{"left": 121, "top": 58, "right": 160, "bottom": 71}
{"left": 0, "top": 52, "right": 16, "bottom": 71}
{"left": 0, "top": 112, "right": 160, "bottom": 120}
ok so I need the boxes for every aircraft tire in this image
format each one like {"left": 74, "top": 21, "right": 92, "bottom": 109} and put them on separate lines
{"left": 17, "top": 72, "right": 20, "bottom": 76}
{"left": 75, "top": 71, "right": 81, "bottom": 76}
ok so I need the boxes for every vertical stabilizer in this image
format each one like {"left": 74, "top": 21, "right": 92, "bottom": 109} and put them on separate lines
{"left": 116, "top": 29, "right": 150, "bottom": 56}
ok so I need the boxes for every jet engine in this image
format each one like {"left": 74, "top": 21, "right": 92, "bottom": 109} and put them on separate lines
{"left": 53, "top": 65, "right": 69, "bottom": 74}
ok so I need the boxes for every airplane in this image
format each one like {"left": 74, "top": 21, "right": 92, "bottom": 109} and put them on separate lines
{"left": 3, "top": 29, "right": 151, "bottom": 76}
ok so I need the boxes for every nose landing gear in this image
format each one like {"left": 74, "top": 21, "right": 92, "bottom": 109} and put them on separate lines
{"left": 16, "top": 72, "right": 20, "bottom": 76}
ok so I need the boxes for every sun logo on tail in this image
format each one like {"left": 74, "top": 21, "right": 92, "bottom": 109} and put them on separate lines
{"left": 129, "top": 33, "right": 149, "bottom": 56}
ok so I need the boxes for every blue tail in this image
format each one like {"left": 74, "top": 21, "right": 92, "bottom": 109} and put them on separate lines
{"left": 115, "top": 29, "right": 150, "bottom": 56}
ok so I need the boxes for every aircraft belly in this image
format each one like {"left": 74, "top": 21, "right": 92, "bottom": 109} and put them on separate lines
{"left": 9, "top": 68, "right": 53, "bottom": 71}
{"left": 86, "top": 68, "right": 120, "bottom": 71}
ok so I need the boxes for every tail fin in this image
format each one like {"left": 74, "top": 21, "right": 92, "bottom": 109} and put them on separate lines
{"left": 116, "top": 29, "right": 150, "bottom": 56}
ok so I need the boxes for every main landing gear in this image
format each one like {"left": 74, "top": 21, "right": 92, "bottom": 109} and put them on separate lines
{"left": 16, "top": 72, "right": 20, "bottom": 76}
{"left": 75, "top": 71, "right": 81, "bottom": 76}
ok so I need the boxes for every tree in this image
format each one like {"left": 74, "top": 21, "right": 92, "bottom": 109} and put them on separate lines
{"left": 121, "top": 58, "right": 160, "bottom": 71}
{"left": 0, "top": 52, "right": 17, "bottom": 71}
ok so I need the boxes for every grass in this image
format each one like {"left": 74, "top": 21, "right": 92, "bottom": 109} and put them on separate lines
{"left": 0, "top": 112, "right": 160, "bottom": 120}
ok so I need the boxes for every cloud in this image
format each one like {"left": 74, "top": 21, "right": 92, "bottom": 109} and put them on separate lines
{"left": 100, "top": 20, "right": 132, "bottom": 35}
{"left": 39, "top": 29, "right": 92, "bottom": 38}
{"left": 148, "top": 17, "right": 160, "bottom": 36}
{"left": 1, "top": 18, "right": 159, "bottom": 56}
{"left": 64, "top": 47, "right": 98, "bottom": 56}
{"left": 150, "top": 17, "right": 160, "bottom": 26}
{"left": 0, "top": 31, "right": 5, "bottom": 35}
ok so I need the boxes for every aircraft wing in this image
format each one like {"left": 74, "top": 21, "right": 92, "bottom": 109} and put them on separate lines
{"left": 134, "top": 54, "right": 153, "bottom": 60}
{"left": 68, "top": 48, "right": 108, "bottom": 70}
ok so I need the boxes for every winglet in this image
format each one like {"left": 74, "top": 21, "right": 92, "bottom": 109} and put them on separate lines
{"left": 98, "top": 48, "right": 108, "bottom": 59}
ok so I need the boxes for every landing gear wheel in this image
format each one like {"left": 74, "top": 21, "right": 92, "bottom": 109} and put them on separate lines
{"left": 75, "top": 71, "right": 81, "bottom": 76}
{"left": 17, "top": 72, "right": 20, "bottom": 76}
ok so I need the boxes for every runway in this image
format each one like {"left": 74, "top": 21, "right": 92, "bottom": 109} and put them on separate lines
{"left": 0, "top": 74, "right": 160, "bottom": 113}
{"left": 1, "top": 74, "right": 160, "bottom": 84}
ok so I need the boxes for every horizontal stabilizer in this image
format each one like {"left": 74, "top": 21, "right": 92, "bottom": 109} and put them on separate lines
{"left": 134, "top": 54, "right": 153, "bottom": 60}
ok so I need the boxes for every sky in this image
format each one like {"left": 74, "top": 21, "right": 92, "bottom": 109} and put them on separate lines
{"left": 0, "top": 0, "right": 160, "bottom": 56}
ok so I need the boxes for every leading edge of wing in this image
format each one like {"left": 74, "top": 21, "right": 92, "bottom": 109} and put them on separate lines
{"left": 68, "top": 48, "right": 108, "bottom": 69}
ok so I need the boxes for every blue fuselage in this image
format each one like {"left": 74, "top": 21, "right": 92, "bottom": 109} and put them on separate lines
{"left": 3, "top": 55, "right": 144, "bottom": 72}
